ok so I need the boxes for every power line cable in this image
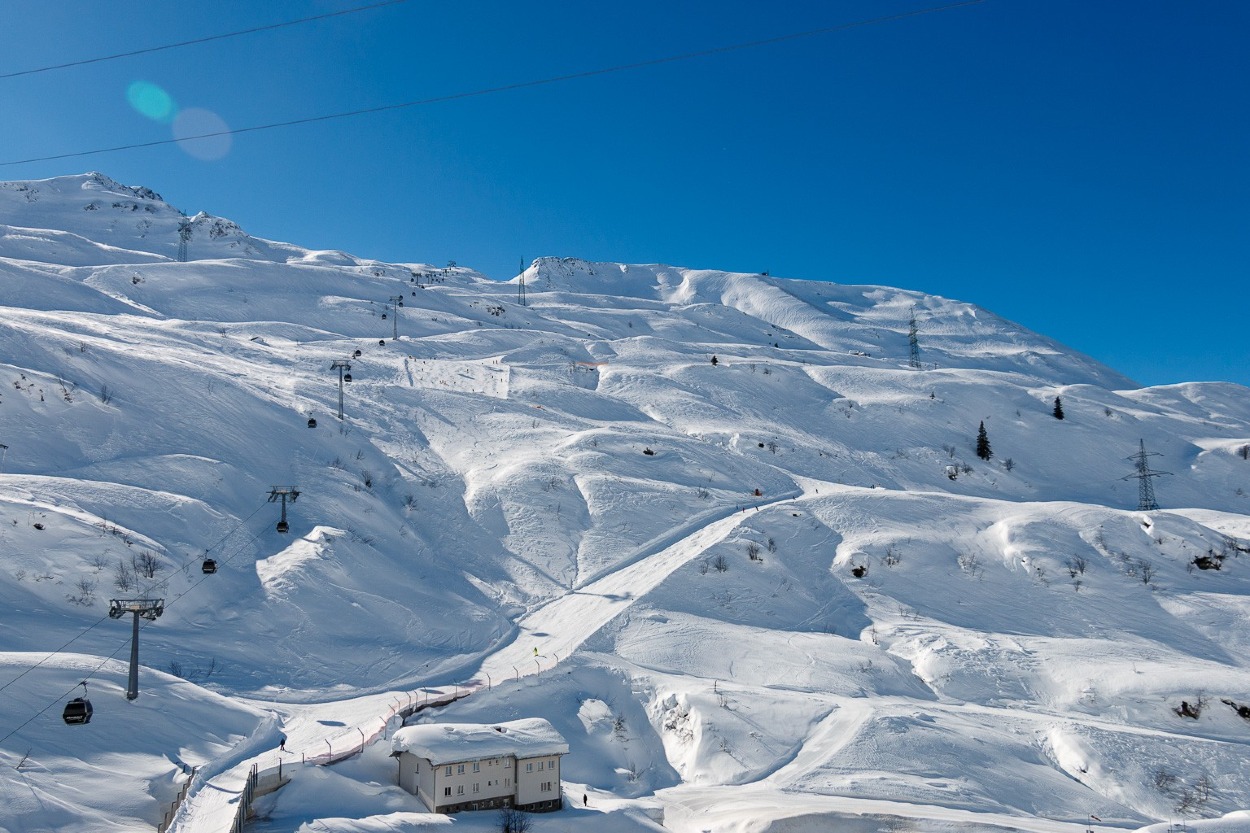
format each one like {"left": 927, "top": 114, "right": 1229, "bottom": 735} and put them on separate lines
{"left": 0, "top": 0, "right": 414, "bottom": 81}
{"left": 0, "top": 0, "right": 984, "bottom": 168}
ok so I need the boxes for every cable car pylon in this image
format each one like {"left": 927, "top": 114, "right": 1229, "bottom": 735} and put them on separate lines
{"left": 108, "top": 599, "right": 165, "bottom": 700}
{"left": 268, "top": 487, "right": 300, "bottom": 533}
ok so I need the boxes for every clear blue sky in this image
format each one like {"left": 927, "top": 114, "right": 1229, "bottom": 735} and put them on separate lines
{"left": 3, "top": 1, "right": 1247, "bottom": 387}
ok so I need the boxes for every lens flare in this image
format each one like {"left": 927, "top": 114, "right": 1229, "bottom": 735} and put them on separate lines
{"left": 172, "top": 108, "right": 232, "bottom": 161}
{"left": 126, "top": 81, "right": 175, "bottom": 123}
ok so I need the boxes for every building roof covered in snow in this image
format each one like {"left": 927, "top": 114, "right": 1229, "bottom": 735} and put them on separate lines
{"left": 391, "top": 717, "right": 568, "bottom": 764}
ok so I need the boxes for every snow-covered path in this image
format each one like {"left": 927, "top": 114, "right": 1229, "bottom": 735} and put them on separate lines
{"left": 659, "top": 784, "right": 1102, "bottom": 833}
{"left": 475, "top": 492, "right": 801, "bottom": 687}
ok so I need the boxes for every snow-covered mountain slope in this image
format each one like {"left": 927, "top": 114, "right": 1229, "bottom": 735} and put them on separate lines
{"left": 1, "top": 173, "right": 1249, "bottom": 833}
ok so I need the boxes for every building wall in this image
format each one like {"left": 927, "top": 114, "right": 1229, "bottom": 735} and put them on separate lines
{"left": 399, "top": 753, "right": 518, "bottom": 813}
{"left": 515, "top": 754, "right": 562, "bottom": 810}
{"left": 415, "top": 757, "right": 435, "bottom": 809}
{"left": 397, "top": 754, "right": 414, "bottom": 794}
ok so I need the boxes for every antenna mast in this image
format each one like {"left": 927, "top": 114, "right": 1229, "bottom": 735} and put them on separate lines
{"left": 1122, "top": 439, "right": 1170, "bottom": 511}
{"left": 517, "top": 259, "right": 527, "bottom": 307}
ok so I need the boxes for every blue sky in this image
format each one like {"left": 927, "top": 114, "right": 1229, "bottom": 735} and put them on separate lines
{"left": 2, "top": 1, "right": 1247, "bottom": 386}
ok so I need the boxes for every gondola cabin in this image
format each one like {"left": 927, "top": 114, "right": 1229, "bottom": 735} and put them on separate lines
{"left": 307, "top": 417, "right": 317, "bottom": 428}
{"left": 63, "top": 697, "right": 93, "bottom": 725}
{"left": 276, "top": 520, "right": 290, "bottom": 534}
{"left": 202, "top": 558, "right": 218, "bottom": 574}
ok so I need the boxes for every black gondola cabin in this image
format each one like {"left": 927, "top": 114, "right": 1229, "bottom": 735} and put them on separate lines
{"left": 63, "top": 697, "right": 92, "bottom": 725}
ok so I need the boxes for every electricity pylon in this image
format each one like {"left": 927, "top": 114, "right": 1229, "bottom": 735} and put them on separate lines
{"left": 109, "top": 599, "right": 165, "bottom": 700}
{"left": 1123, "top": 439, "right": 1170, "bottom": 511}
{"left": 517, "top": 260, "right": 527, "bottom": 307}
{"left": 908, "top": 307, "right": 921, "bottom": 369}
{"left": 177, "top": 219, "right": 191, "bottom": 262}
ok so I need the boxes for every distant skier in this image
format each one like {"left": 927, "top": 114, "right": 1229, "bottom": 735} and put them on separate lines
{"left": 583, "top": 793, "right": 588, "bottom": 806}
{"left": 279, "top": 735, "right": 286, "bottom": 752}
{"left": 533, "top": 646, "right": 539, "bottom": 657}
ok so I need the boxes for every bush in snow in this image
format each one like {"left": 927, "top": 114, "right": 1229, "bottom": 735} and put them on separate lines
{"left": 134, "top": 550, "right": 162, "bottom": 579}
{"left": 113, "top": 559, "right": 135, "bottom": 591}
{"left": 498, "top": 807, "right": 531, "bottom": 833}
{"left": 67, "top": 576, "right": 97, "bottom": 606}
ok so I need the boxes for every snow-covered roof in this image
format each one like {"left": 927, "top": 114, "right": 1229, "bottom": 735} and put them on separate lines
{"left": 391, "top": 718, "right": 569, "bottom": 764}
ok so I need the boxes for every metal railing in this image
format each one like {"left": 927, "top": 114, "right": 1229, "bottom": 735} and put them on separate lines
{"left": 227, "top": 764, "right": 258, "bottom": 833}
{"left": 157, "top": 768, "right": 197, "bottom": 833}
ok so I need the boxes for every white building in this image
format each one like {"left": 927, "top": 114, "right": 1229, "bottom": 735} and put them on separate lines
{"left": 391, "top": 717, "right": 568, "bottom": 814}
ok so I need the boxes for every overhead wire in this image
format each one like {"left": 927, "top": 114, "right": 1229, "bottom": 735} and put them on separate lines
{"left": 0, "top": 502, "right": 275, "bottom": 745}
{"left": 0, "top": 500, "right": 268, "bottom": 696}
{"left": 0, "top": 0, "right": 988, "bottom": 742}
{"left": 0, "top": 0, "right": 985, "bottom": 168}
{"left": 0, "top": 0, "right": 414, "bottom": 81}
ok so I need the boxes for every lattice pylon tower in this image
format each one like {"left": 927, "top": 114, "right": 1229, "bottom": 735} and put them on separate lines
{"left": 517, "top": 259, "right": 527, "bottom": 307}
{"left": 177, "top": 219, "right": 191, "bottom": 263}
{"left": 1122, "top": 439, "right": 1170, "bottom": 511}
{"left": 908, "top": 307, "right": 921, "bottom": 369}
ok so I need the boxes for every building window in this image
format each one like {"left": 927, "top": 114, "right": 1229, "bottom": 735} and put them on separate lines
{"left": 457, "top": 764, "right": 465, "bottom": 774}
{"left": 504, "top": 758, "right": 512, "bottom": 769}
{"left": 505, "top": 778, "right": 511, "bottom": 787}
{"left": 456, "top": 785, "right": 464, "bottom": 796}
{"left": 444, "top": 766, "right": 452, "bottom": 776}
{"left": 537, "top": 760, "right": 544, "bottom": 771}
{"left": 444, "top": 787, "right": 451, "bottom": 797}
{"left": 473, "top": 762, "right": 480, "bottom": 773}
{"left": 526, "top": 762, "right": 533, "bottom": 773}
{"left": 541, "top": 781, "right": 552, "bottom": 792}
{"left": 473, "top": 783, "right": 480, "bottom": 793}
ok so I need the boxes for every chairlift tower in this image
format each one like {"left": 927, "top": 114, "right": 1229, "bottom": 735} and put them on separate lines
{"left": 1123, "top": 439, "right": 1170, "bottom": 511}
{"left": 517, "top": 259, "right": 527, "bottom": 308}
{"left": 330, "top": 359, "right": 352, "bottom": 420}
{"left": 177, "top": 219, "right": 191, "bottom": 263}
{"left": 268, "top": 488, "right": 300, "bottom": 533}
{"left": 908, "top": 307, "right": 921, "bottom": 369}
{"left": 108, "top": 598, "right": 165, "bottom": 700}
{"left": 388, "top": 296, "right": 404, "bottom": 340}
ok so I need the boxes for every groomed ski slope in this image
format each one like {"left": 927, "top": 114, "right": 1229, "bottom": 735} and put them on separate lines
{"left": 1, "top": 174, "right": 1249, "bottom": 833}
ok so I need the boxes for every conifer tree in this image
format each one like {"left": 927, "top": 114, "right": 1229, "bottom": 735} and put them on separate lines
{"left": 1053, "top": 396, "right": 1065, "bottom": 420}
{"left": 976, "top": 421, "right": 992, "bottom": 461}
